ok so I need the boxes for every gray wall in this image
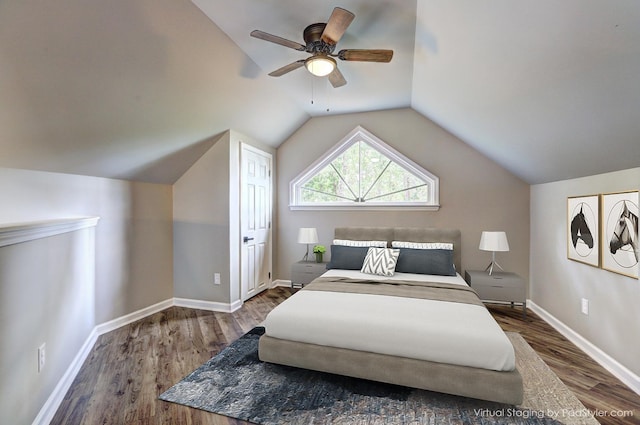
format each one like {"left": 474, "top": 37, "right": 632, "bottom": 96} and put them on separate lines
{"left": 531, "top": 167, "right": 640, "bottom": 378}
{"left": 0, "top": 166, "right": 173, "bottom": 425}
{"left": 173, "top": 130, "right": 276, "bottom": 305}
{"left": 0, "top": 228, "right": 95, "bottom": 425}
{"left": 174, "top": 133, "right": 232, "bottom": 303}
{"left": 275, "top": 108, "right": 530, "bottom": 283}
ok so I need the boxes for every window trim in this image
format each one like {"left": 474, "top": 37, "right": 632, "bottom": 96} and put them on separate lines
{"left": 289, "top": 126, "right": 440, "bottom": 211}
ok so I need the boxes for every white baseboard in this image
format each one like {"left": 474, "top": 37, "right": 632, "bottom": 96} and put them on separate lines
{"left": 95, "top": 298, "right": 174, "bottom": 336}
{"left": 528, "top": 300, "right": 640, "bottom": 396}
{"left": 173, "top": 297, "right": 243, "bottom": 313}
{"left": 271, "top": 279, "right": 291, "bottom": 288}
{"left": 31, "top": 328, "right": 99, "bottom": 425}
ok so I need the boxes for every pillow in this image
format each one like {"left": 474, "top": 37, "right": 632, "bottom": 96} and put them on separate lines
{"left": 333, "top": 239, "right": 388, "bottom": 248}
{"left": 392, "top": 241, "right": 454, "bottom": 250}
{"left": 361, "top": 247, "right": 400, "bottom": 277}
{"left": 395, "top": 248, "right": 456, "bottom": 276}
{"left": 326, "top": 245, "right": 370, "bottom": 270}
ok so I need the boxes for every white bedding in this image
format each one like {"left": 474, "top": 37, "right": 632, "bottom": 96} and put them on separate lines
{"left": 264, "top": 270, "right": 516, "bottom": 372}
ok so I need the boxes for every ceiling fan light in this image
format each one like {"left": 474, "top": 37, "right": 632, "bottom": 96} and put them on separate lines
{"left": 305, "top": 55, "right": 336, "bottom": 77}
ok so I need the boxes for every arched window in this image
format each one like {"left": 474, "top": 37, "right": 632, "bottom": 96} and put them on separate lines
{"left": 290, "top": 126, "right": 439, "bottom": 210}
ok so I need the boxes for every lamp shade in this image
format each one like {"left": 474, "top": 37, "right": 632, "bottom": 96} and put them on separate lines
{"left": 479, "top": 231, "right": 509, "bottom": 252}
{"left": 297, "top": 227, "right": 318, "bottom": 244}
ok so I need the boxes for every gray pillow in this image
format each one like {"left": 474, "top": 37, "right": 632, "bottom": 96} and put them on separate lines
{"left": 395, "top": 248, "right": 456, "bottom": 276}
{"left": 326, "top": 245, "right": 369, "bottom": 270}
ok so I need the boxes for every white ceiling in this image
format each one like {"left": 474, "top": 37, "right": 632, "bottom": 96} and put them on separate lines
{"left": 1, "top": 0, "right": 639, "bottom": 184}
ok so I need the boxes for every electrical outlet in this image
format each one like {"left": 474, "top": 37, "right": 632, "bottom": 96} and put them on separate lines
{"left": 214, "top": 273, "right": 221, "bottom": 285}
{"left": 581, "top": 298, "right": 589, "bottom": 315}
{"left": 38, "top": 343, "right": 46, "bottom": 373}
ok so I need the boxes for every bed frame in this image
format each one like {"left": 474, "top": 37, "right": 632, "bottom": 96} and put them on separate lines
{"left": 259, "top": 227, "right": 523, "bottom": 405}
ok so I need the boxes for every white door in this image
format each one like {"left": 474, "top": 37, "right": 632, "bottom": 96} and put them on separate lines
{"left": 240, "top": 143, "right": 272, "bottom": 301}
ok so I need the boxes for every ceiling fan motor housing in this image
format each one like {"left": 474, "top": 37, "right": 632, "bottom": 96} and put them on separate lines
{"left": 303, "top": 23, "right": 335, "bottom": 54}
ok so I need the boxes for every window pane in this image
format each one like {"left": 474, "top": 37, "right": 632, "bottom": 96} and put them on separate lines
{"left": 364, "top": 161, "right": 428, "bottom": 202}
{"left": 368, "top": 185, "right": 429, "bottom": 202}
{"left": 302, "top": 162, "right": 355, "bottom": 202}
{"left": 332, "top": 143, "right": 360, "bottom": 199}
{"left": 359, "top": 142, "right": 391, "bottom": 200}
{"left": 291, "top": 127, "right": 439, "bottom": 208}
{"left": 301, "top": 143, "right": 430, "bottom": 204}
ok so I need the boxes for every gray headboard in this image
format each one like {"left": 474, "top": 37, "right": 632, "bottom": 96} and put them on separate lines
{"left": 334, "top": 227, "right": 462, "bottom": 272}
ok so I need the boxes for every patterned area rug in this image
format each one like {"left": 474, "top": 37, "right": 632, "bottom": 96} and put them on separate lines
{"left": 159, "top": 327, "right": 598, "bottom": 425}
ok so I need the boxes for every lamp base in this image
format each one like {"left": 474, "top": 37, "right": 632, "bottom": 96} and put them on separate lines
{"left": 301, "top": 244, "right": 310, "bottom": 262}
{"left": 485, "top": 261, "right": 504, "bottom": 276}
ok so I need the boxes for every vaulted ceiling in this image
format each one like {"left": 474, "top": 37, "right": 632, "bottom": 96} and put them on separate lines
{"left": 1, "top": 0, "right": 639, "bottom": 185}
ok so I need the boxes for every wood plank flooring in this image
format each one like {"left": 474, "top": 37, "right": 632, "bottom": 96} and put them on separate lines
{"left": 51, "top": 288, "right": 640, "bottom": 425}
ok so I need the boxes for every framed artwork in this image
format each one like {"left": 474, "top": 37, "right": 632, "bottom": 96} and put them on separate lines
{"left": 567, "top": 195, "right": 600, "bottom": 267}
{"left": 601, "top": 190, "right": 639, "bottom": 279}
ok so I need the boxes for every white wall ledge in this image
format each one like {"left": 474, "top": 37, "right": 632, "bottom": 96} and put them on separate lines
{"left": 0, "top": 217, "right": 100, "bottom": 248}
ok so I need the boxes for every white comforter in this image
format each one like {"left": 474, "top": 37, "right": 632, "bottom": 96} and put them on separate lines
{"left": 264, "top": 270, "right": 516, "bottom": 372}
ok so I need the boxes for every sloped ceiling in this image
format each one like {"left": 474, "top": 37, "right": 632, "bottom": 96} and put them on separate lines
{"left": 411, "top": 0, "right": 640, "bottom": 184}
{"left": 0, "top": 0, "right": 307, "bottom": 184}
{"left": 1, "top": 0, "right": 639, "bottom": 185}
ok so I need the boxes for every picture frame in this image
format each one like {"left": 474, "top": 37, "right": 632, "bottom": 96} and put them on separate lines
{"left": 601, "top": 190, "right": 639, "bottom": 279}
{"left": 567, "top": 195, "right": 600, "bottom": 267}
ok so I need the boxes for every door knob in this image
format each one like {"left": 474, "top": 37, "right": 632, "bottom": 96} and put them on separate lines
{"left": 243, "top": 236, "right": 254, "bottom": 243}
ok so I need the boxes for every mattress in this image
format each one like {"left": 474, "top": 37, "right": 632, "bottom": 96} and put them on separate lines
{"left": 263, "top": 269, "right": 516, "bottom": 372}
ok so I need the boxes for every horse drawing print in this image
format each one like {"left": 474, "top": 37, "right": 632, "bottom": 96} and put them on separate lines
{"left": 609, "top": 200, "right": 639, "bottom": 262}
{"left": 571, "top": 205, "right": 594, "bottom": 249}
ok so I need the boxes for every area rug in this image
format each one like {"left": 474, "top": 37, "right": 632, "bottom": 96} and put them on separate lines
{"left": 159, "top": 327, "right": 598, "bottom": 425}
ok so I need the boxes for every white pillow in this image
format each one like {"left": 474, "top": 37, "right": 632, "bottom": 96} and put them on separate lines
{"left": 391, "top": 241, "right": 453, "bottom": 250}
{"left": 361, "top": 247, "right": 400, "bottom": 277}
{"left": 333, "top": 239, "right": 388, "bottom": 248}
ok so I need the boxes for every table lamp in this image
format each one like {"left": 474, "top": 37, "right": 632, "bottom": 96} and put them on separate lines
{"left": 479, "top": 231, "right": 509, "bottom": 275}
{"left": 297, "top": 227, "right": 318, "bottom": 262}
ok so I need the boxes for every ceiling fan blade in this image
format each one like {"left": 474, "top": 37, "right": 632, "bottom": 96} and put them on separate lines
{"left": 338, "top": 49, "right": 394, "bottom": 63}
{"left": 321, "top": 7, "right": 355, "bottom": 45}
{"left": 250, "top": 30, "right": 306, "bottom": 51}
{"left": 268, "top": 60, "right": 306, "bottom": 77}
{"left": 328, "top": 67, "right": 347, "bottom": 88}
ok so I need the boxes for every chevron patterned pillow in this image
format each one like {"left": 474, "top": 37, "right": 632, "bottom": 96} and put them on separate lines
{"left": 361, "top": 247, "right": 400, "bottom": 277}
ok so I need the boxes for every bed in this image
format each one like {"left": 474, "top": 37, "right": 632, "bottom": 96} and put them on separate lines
{"left": 259, "top": 227, "right": 523, "bottom": 405}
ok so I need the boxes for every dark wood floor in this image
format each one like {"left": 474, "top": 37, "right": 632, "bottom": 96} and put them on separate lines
{"left": 51, "top": 287, "right": 640, "bottom": 425}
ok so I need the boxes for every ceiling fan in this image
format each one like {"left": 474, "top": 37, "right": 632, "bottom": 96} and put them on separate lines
{"left": 250, "top": 7, "right": 393, "bottom": 88}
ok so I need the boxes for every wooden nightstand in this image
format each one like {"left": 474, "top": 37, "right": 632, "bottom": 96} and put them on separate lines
{"left": 464, "top": 270, "right": 527, "bottom": 318}
{"left": 291, "top": 261, "right": 327, "bottom": 289}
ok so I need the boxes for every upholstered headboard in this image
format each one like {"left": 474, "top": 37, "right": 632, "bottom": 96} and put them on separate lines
{"left": 334, "top": 227, "right": 462, "bottom": 272}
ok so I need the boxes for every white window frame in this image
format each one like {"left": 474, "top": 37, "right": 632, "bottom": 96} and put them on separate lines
{"left": 289, "top": 126, "right": 440, "bottom": 211}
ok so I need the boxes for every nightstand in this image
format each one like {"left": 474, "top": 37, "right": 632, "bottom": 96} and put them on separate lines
{"left": 291, "top": 261, "right": 327, "bottom": 289}
{"left": 464, "top": 270, "right": 527, "bottom": 318}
